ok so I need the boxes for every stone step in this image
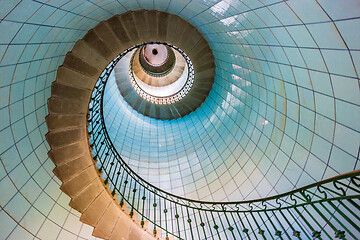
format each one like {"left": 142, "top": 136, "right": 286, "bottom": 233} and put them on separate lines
{"left": 48, "top": 141, "right": 89, "bottom": 166}
{"left": 181, "top": 27, "right": 202, "bottom": 54}
{"left": 71, "top": 40, "right": 109, "bottom": 72}
{"left": 157, "top": 12, "right": 168, "bottom": 43}
{"left": 123, "top": 88, "right": 140, "bottom": 105}
{"left": 80, "top": 191, "right": 112, "bottom": 226}
{"left": 171, "top": 17, "right": 191, "bottom": 50}
{"left": 168, "top": 106, "right": 181, "bottom": 119}
{"left": 165, "top": 14, "right": 181, "bottom": 45}
{"left": 45, "top": 10, "right": 215, "bottom": 240}
{"left": 52, "top": 82, "right": 92, "bottom": 103}
{"left": 196, "top": 69, "right": 215, "bottom": 82}
{"left": 53, "top": 154, "right": 93, "bottom": 183}
{"left": 158, "top": 106, "right": 172, "bottom": 120}
{"left": 175, "top": 105, "right": 190, "bottom": 116}
{"left": 93, "top": 21, "right": 124, "bottom": 55}
{"left": 120, "top": 11, "right": 140, "bottom": 44}
{"left": 188, "top": 40, "right": 212, "bottom": 62}
{"left": 83, "top": 29, "right": 115, "bottom": 62}
{"left": 60, "top": 166, "right": 98, "bottom": 197}
{"left": 145, "top": 11, "right": 158, "bottom": 42}
{"left": 92, "top": 201, "right": 121, "bottom": 239}
{"left": 109, "top": 213, "right": 133, "bottom": 240}
{"left": 46, "top": 127, "right": 87, "bottom": 149}
{"left": 69, "top": 179, "right": 104, "bottom": 212}
{"left": 45, "top": 114, "right": 86, "bottom": 131}
{"left": 195, "top": 56, "right": 215, "bottom": 71}
{"left": 48, "top": 97, "right": 88, "bottom": 114}
{"left": 63, "top": 52, "right": 101, "bottom": 78}
{"left": 107, "top": 15, "right": 132, "bottom": 50}
{"left": 181, "top": 97, "right": 203, "bottom": 112}
{"left": 134, "top": 100, "right": 148, "bottom": 117}
{"left": 129, "top": 220, "right": 158, "bottom": 240}
{"left": 56, "top": 66, "right": 95, "bottom": 90}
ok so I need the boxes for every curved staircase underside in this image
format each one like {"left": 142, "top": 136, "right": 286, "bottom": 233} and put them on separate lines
{"left": 45, "top": 10, "right": 215, "bottom": 240}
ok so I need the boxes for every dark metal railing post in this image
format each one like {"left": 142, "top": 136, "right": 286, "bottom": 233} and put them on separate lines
{"left": 88, "top": 44, "right": 360, "bottom": 240}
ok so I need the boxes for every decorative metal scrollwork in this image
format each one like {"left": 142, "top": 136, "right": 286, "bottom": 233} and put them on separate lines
{"left": 88, "top": 45, "right": 360, "bottom": 240}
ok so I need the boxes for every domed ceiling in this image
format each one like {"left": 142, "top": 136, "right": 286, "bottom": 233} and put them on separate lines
{"left": 102, "top": 1, "right": 360, "bottom": 202}
{"left": 0, "top": 0, "right": 359, "bottom": 239}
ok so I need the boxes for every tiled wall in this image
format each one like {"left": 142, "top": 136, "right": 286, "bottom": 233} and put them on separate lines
{"left": 0, "top": 0, "right": 138, "bottom": 239}
{"left": 103, "top": 0, "right": 360, "bottom": 202}
{"left": 0, "top": 0, "right": 359, "bottom": 239}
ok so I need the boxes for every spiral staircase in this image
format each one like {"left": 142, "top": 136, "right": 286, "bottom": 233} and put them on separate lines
{"left": 45, "top": 10, "right": 215, "bottom": 239}
{"left": 41, "top": 8, "right": 360, "bottom": 240}
{"left": 1, "top": 1, "right": 360, "bottom": 240}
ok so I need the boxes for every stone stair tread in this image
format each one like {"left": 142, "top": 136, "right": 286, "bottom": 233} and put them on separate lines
{"left": 80, "top": 190, "right": 112, "bottom": 226}
{"left": 69, "top": 180, "right": 104, "bottom": 213}
{"left": 107, "top": 15, "right": 132, "bottom": 49}
{"left": 165, "top": 14, "right": 181, "bottom": 45}
{"left": 48, "top": 141, "right": 89, "bottom": 166}
{"left": 51, "top": 82, "right": 92, "bottom": 102}
{"left": 93, "top": 21, "right": 124, "bottom": 54}
{"left": 145, "top": 11, "right": 158, "bottom": 41}
{"left": 182, "top": 28, "right": 202, "bottom": 53}
{"left": 93, "top": 201, "right": 122, "bottom": 239}
{"left": 157, "top": 12, "right": 168, "bottom": 42}
{"left": 133, "top": 10, "right": 148, "bottom": 42}
{"left": 120, "top": 12, "right": 140, "bottom": 43}
{"left": 83, "top": 29, "right": 115, "bottom": 61}
{"left": 46, "top": 127, "right": 87, "bottom": 149}
{"left": 109, "top": 213, "right": 132, "bottom": 240}
{"left": 56, "top": 66, "right": 96, "bottom": 90}
{"left": 45, "top": 114, "right": 86, "bottom": 131}
{"left": 53, "top": 155, "right": 93, "bottom": 183}
{"left": 71, "top": 40, "right": 109, "bottom": 71}
{"left": 45, "top": 9, "right": 215, "bottom": 240}
{"left": 63, "top": 52, "right": 101, "bottom": 78}
{"left": 48, "top": 97, "right": 88, "bottom": 114}
{"left": 173, "top": 18, "right": 191, "bottom": 49}
{"left": 60, "top": 166, "right": 98, "bottom": 197}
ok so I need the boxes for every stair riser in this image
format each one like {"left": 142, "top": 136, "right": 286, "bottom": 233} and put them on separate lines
{"left": 94, "top": 22, "right": 124, "bottom": 54}
{"left": 48, "top": 97, "right": 88, "bottom": 114}
{"left": 84, "top": 29, "right": 115, "bottom": 61}
{"left": 72, "top": 40, "right": 109, "bottom": 70}
{"left": 53, "top": 155, "right": 93, "bottom": 183}
{"left": 61, "top": 166, "right": 98, "bottom": 197}
{"left": 69, "top": 180, "right": 104, "bottom": 212}
{"left": 80, "top": 191, "right": 112, "bottom": 226}
{"left": 63, "top": 53, "right": 101, "bottom": 78}
{"left": 46, "top": 114, "right": 86, "bottom": 131}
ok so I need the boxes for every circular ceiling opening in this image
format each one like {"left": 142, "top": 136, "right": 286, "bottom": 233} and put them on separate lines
{"left": 143, "top": 44, "right": 168, "bottom": 66}
{"left": 128, "top": 43, "right": 194, "bottom": 105}
{"left": 111, "top": 39, "right": 214, "bottom": 120}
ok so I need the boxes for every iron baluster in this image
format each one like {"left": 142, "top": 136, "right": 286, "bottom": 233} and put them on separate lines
{"left": 87, "top": 44, "right": 360, "bottom": 240}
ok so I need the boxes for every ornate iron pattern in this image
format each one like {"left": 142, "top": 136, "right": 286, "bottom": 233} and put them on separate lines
{"left": 138, "top": 45, "right": 176, "bottom": 77}
{"left": 129, "top": 42, "right": 194, "bottom": 105}
{"left": 88, "top": 47, "right": 360, "bottom": 240}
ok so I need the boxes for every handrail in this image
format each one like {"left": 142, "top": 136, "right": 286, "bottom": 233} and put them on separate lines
{"left": 138, "top": 45, "right": 176, "bottom": 77}
{"left": 128, "top": 42, "right": 194, "bottom": 105}
{"left": 88, "top": 46, "right": 360, "bottom": 240}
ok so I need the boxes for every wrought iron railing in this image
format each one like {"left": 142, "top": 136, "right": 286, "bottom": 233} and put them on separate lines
{"left": 88, "top": 47, "right": 360, "bottom": 240}
{"left": 138, "top": 45, "right": 176, "bottom": 77}
{"left": 129, "top": 42, "right": 194, "bottom": 105}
